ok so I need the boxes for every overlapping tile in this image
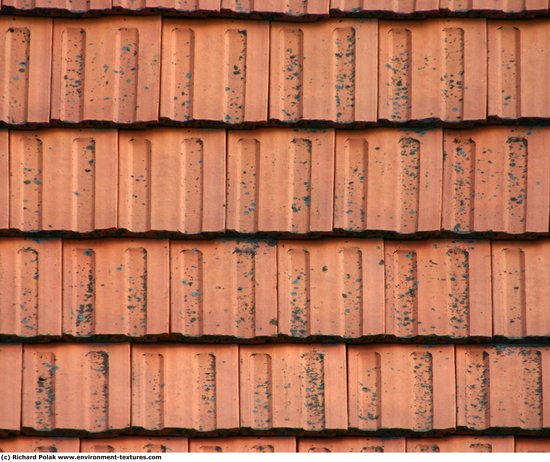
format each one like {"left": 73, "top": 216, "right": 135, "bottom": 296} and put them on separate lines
{"left": 0, "top": 345, "right": 22, "bottom": 433}
{"left": 278, "top": 239, "right": 384, "bottom": 338}
{"left": 190, "top": 437, "right": 296, "bottom": 452}
{"left": 441, "top": 0, "right": 549, "bottom": 14}
{"left": 113, "top": 0, "right": 220, "bottom": 12}
{"left": 0, "top": 131, "right": 8, "bottom": 229}
{"left": 132, "top": 345, "right": 239, "bottom": 431}
{"left": 222, "top": 0, "right": 329, "bottom": 16}
{"left": 81, "top": 437, "right": 188, "bottom": 452}
{"left": 270, "top": 20, "right": 377, "bottom": 123}
{"left": 3, "top": 0, "right": 111, "bottom": 12}
{"left": 406, "top": 436, "right": 514, "bottom": 452}
{"left": 52, "top": 17, "right": 161, "bottom": 124}
{"left": 348, "top": 345, "right": 456, "bottom": 431}
{"left": 0, "top": 437, "right": 80, "bottom": 452}
{"left": 240, "top": 344, "right": 347, "bottom": 431}
{"left": 298, "top": 437, "right": 405, "bottom": 452}
{"left": 160, "top": 19, "right": 268, "bottom": 124}
{"left": 516, "top": 438, "right": 550, "bottom": 452}
{"left": 118, "top": 129, "right": 225, "bottom": 233}
{"left": 22, "top": 344, "right": 130, "bottom": 433}
{"left": 331, "top": 0, "right": 439, "bottom": 15}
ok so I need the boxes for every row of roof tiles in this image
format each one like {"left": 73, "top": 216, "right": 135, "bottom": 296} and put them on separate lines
{"left": 0, "top": 237, "right": 548, "bottom": 341}
{"left": 3, "top": 17, "right": 550, "bottom": 125}
{"left": 1, "top": 436, "right": 550, "bottom": 452}
{"left": 1, "top": 343, "right": 550, "bottom": 433}
{"left": 1, "top": 127, "right": 548, "bottom": 235}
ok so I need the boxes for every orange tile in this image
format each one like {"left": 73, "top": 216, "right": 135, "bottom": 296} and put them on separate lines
{"left": 299, "top": 438, "right": 405, "bottom": 452}
{"left": 4, "top": 0, "right": 111, "bottom": 11}
{"left": 456, "top": 345, "right": 550, "bottom": 430}
{"left": 0, "top": 238, "right": 61, "bottom": 337}
{"left": 113, "top": 0, "right": 220, "bottom": 11}
{"left": 516, "top": 438, "right": 550, "bottom": 452}
{"left": 0, "top": 344, "right": 22, "bottom": 432}
{"left": 0, "top": 131, "right": 8, "bottom": 229}
{"left": 10, "top": 129, "right": 118, "bottom": 232}
{"left": 227, "top": 129, "right": 334, "bottom": 233}
{"left": 161, "top": 19, "right": 268, "bottom": 124}
{"left": 171, "top": 240, "right": 277, "bottom": 338}
{"left": 331, "top": 0, "right": 438, "bottom": 14}
{"left": 335, "top": 128, "right": 442, "bottom": 233}
{"left": 348, "top": 345, "right": 456, "bottom": 431}
{"left": 222, "top": 0, "right": 328, "bottom": 15}
{"left": 52, "top": 17, "right": 161, "bottom": 124}
{"left": 240, "top": 344, "right": 347, "bottom": 431}
{"left": 379, "top": 19, "right": 486, "bottom": 123}
{"left": 119, "top": 129, "right": 225, "bottom": 233}
{"left": 132, "top": 344, "right": 239, "bottom": 431}
{"left": 0, "top": 437, "right": 80, "bottom": 452}
{"left": 0, "top": 17, "right": 51, "bottom": 125}
{"left": 493, "top": 241, "right": 550, "bottom": 338}
{"left": 406, "top": 436, "right": 514, "bottom": 452}
{"left": 385, "top": 240, "right": 492, "bottom": 338}
{"left": 443, "top": 127, "right": 550, "bottom": 234}
{"left": 270, "top": 20, "right": 377, "bottom": 123}
{"left": 278, "top": 239, "right": 384, "bottom": 338}
{"left": 441, "top": 0, "right": 548, "bottom": 13}
{"left": 22, "top": 344, "right": 130, "bottom": 432}
{"left": 190, "top": 437, "right": 296, "bottom": 452}
{"left": 63, "top": 239, "right": 169, "bottom": 337}
{"left": 82, "top": 437, "right": 188, "bottom": 452}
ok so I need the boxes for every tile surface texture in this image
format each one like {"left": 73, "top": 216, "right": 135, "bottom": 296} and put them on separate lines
{"left": 189, "top": 437, "right": 296, "bottom": 452}
{"left": 81, "top": 437, "right": 188, "bottom": 452}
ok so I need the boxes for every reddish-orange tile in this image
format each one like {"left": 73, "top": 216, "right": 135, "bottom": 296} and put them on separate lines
{"left": 240, "top": 344, "right": 347, "bottom": 431}
{"left": 161, "top": 19, "right": 268, "bottom": 124}
{"left": 348, "top": 345, "right": 456, "bottom": 431}
{"left": 0, "top": 239, "right": 61, "bottom": 337}
{"left": 516, "top": 438, "right": 550, "bottom": 452}
{"left": 82, "top": 437, "right": 188, "bottom": 452}
{"left": 385, "top": 240, "right": 492, "bottom": 338}
{"left": 493, "top": 241, "right": 550, "bottom": 338}
{"left": 4, "top": 0, "right": 111, "bottom": 12}
{"left": 0, "top": 437, "right": 80, "bottom": 452}
{"left": 119, "top": 129, "right": 225, "bottom": 233}
{"left": 379, "top": 19, "right": 486, "bottom": 123}
{"left": 331, "top": 0, "right": 438, "bottom": 14}
{"left": 443, "top": 127, "right": 550, "bottom": 233}
{"left": 457, "top": 345, "right": 550, "bottom": 430}
{"left": 10, "top": 130, "right": 117, "bottom": 232}
{"left": 406, "top": 436, "right": 514, "bottom": 452}
{"left": 299, "top": 438, "right": 405, "bottom": 452}
{"left": 63, "top": 239, "right": 169, "bottom": 337}
{"left": 190, "top": 437, "right": 296, "bottom": 452}
{"left": 441, "top": 0, "right": 548, "bottom": 13}
{"left": 278, "top": 239, "right": 384, "bottom": 338}
{"left": 113, "top": 0, "right": 219, "bottom": 11}
{"left": 22, "top": 344, "right": 130, "bottom": 432}
{"left": 335, "top": 129, "right": 442, "bottom": 233}
{"left": 0, "top": 131, "right": 9, "bottom": 229}
{"left": 0, "top": 345, "right": 22, "bottom": 432}
{"left": 52, "top": 17, "right": 161, "bottom": 124}
{"left": 270, "top": 20, "right": 376, "bottom": 124}
{"left": 227, "top": 129, "right": 334, "bottom": 233}
{"left": 0, "top": 17, "right": 51, "bottom": 125}
{"left": 132, "top": 345, "right": 239, "bottom": 431}
{"left": 171, "top": 240, "right": 277, "bottom": 338}
{"left": 222, "top": 0, "right": 328, "bottom": 15}
{"left": 489, "top": 20, "right": 550, "bottom": 119}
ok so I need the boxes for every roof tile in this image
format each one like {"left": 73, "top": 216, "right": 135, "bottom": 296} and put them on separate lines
{"left": 0, "top": 344, "right": 22, "bottom": 433}
{"left": 441, "top": 0, "right": 548, "bottom": 13}
{"left": 222, "top": 0, "right": 329, "bottom": 15}
{"left": 516, "top": 438, "right": 550, "bottom": 452}
{"left": 0, "top": 130, "right": 9, "bottom": 229}
{"left": 298, "top": 437, "right": 405, "bottom": 452}
{"left": 331, "top": 0, "right": 439, "bottom": 14}
{"left": 4, "top": 0, "right": 111, "bottom": 12}
{"left": 190, "top": 437, "right": 296, "bottom": 452}
{"left": 406, "top": 436, "right": 514, "bottom": 452}
{"left": 81, "top": 437, "right": 188, "bottom": 452}
{"left": 0, "top": 437, "right": 80, "bottom": 452}
{"left": 113, "top": 0, "right": 220, "bottom": 12}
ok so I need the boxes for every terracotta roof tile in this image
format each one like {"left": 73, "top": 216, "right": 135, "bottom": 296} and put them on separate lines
{"left": 52, "top": 17, "right": 161, "bottom": 124}
{"left": 406, "top": 436, "right": 515, "bottom": 452}
{"left": 441, "top": 0, "right": 549, "bottom": 13}
{"left": 227, "top": 129, "right": 334, "bottom": 233}
{"left": 4, "top": 0, "right": 111, "bottom": 12}
{"left": 22, "top": 344, "right": 130, "bottom": 433}
{"left": 456, "top": 345, "right": 550, "bottom": 430}
{"left": 0, "top": 437, "right": 80, "bottom": 452}
{"left": 62, "top": 239, "right": 169, "bottom": 337}
{"left": 0, "top": 344, "right": 22, "bottom": 433}
{"left": 335, "top": 128, "right": 442, "bottom": 233}
{"left": 240, "top": 344, "right": 347, "bottom": 431}
{"left": 269, "top": 20, "right": 377, "bottom": 123}
{"left": 0, "top": 17, "right": 51, "bottom": 125}
{"left": 160, "top": 19, "right": 268, "bottom": 124}
{"left": 331, "top": 0, "right": 439, "bottom": 15}
{"left": 516, "top": 438, "right": 550, "bottom": 452}
{"left": 278, "top": 239, "right": 384, "bottom": 338}
{"left": 348, "top": 345, "right": 456, "bottom": 431}
{"left": 0, "top": 238, "right": 61, "bottom": 337}
{"left": 81, "top": 437, "right": 188, "bottom": 452}
{"left": 443, "top": 127, "right": 550, "bottom": 233}
{"left": 222, "top": 0, "right": 329, "bottom": 16}
{"left": 379, "top": 19, "right": 486, "bottom": 122}
{"left": 9, "top": 129, "right": 118, "bottom": 232}
{"left": 298, "top": 437, "right": 405, "bottom": 452}
{"left": 190, "top": 437, "right": 296, "bottom": 452}
{"left": 118, "top": 129, "right": 225, "bottom": 233}
{"left": 385, "top": 240, "right": 492, "bottom": 339}
{"left": 113, "top": 0, "right": 220, "bottom": 12}
{"left": 0, "top": 131, "right": 8, "bottom": 229}
{"left": 132, "top": 344, "right": 239, "bottom": 431}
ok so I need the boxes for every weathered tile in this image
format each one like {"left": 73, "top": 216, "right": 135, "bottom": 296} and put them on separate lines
{"left": 22, "top": 344, "right": 130, "bottom": 432}
{"left": 161, "top": 19, "right": 268, "bottom": 124}
{"left": 190, "top": 437, "right": 296, "bottom": 452}
{"left": 63, "top": 239, "right": 169, "bottom": 337}
{"left": 299, "top": 437, "right": 405, "bottom": 452}
{"left": 171, "top": 240, "right": 277, "bottom": 338}
{"left": 227, "top": 129, "right": 334, "bottom": 233}
{"left": 270, "top": 20, "right": 377, "bottom": 123}
{"left": 240, "top": 344, "right": 347, "bottom": 431}
{"left": 406, "top": 436, "right": 514, "bottom": 452}
{"left": 516, "top": 438, "right": 550, "bottom": 452}
{"left": 222, "top": 0, "right": 328, "bottom": 15}
{"left": 331, "top": 0, "right": 439, "bottom": 14}
{"left": 52, "top": 17, "right": 161, "bottom": 124}
{"left": 82, "top": 437, "right": 188, "bottom": 452}
{"left": 441, "top": 0, "right": 548, "bottom": 13}
{"left": 278, "top": 239, "right": 384, "bottom": 338}
{"left": 4, "top": 0, "right": 111, "bottom": 12}
{"left": 348, "top": 345, "right": 456, "bottom": 431}
{"left": 10, "top": 129, "right": 117, "bottom": 232}
{"left": 335, "top": 128, "right": 442, "bottom": 233}
{"left": 0, "top": 438, "right": 80, "bottom": 452}
{"left": 113, "top": 0, "right": 220, "bottom": 11}
{"left": 0, "top": 131, "right": 9, "bottom": 229}
{"left": 0, "top": 344, "right": 22, "bottom": 432}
